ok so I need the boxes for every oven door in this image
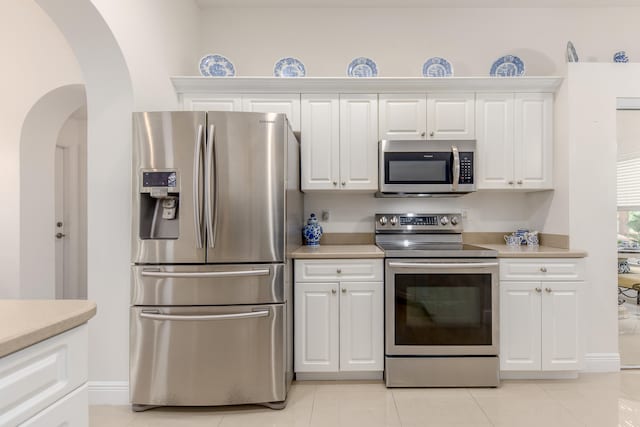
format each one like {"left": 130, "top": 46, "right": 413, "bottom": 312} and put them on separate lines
{"left": 385, "top": 258, "right": 498, "bottom": 356}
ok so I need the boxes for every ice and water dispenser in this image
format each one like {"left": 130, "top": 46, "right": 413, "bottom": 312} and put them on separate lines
{"left": 138, "top": 170, "right": 179, "bottom": 239}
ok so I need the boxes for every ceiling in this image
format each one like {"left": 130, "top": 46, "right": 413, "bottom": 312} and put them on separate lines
{"left": 196, "top": 0, "right": 640, "bottom": 7}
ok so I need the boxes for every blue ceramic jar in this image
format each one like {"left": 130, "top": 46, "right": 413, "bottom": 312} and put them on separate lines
{"left": 302, "top": 213, "right": 323, "bottom": 246}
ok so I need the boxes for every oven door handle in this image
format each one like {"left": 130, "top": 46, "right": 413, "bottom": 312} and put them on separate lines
{"left": 388, "top": 262, "right": 498, "bottom": 269}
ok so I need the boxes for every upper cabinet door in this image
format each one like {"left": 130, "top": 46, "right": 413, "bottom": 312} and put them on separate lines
{"left": 476, "top": 93, "right": 515, "bottom": 189}
{"left": 339, "top": 94, "right": 378, "bottom": 191}
{"left": 426, "top": 93, "right": 475, "bottom": 140}
{"left": 242, "top": 94, "right": 301, "bottom": 132}
{"left": 182, "top": 94, "right": 242, "bottom": 112}
{"left": 379, "top": 94, "right": 427, "bottom": 140}
{"left": 514, "top": 93, "right": 553, "bottom": 190}
{"left": 301, "top": 94, "right": 340, "bottom": 191}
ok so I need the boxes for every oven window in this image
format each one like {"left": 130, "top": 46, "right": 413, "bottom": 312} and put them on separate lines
{"left": 394, "top": 273, "right": 492, "bottom": 346}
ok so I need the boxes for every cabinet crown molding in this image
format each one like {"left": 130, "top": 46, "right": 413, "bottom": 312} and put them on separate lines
{"left": 172, "top": 76, "right": 563, "bottom": 94}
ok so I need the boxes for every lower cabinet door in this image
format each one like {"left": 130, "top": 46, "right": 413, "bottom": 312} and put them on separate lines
{"left": 294, "top": 282, "right": 339, "bottom": 372}
{"left": 339, "top": 282, "right": 383, "bottom": 371}
{"left": 20, "top": 384, "right": 88, "bottom": 427}
{"left": 130, "top": 304, "right": 286, "bottom": 406}
{"left": 500, "top": 282, "right": 542, "bottom": 371}
{"left": 541, "top": 282, "right": 582, "bottom": 371}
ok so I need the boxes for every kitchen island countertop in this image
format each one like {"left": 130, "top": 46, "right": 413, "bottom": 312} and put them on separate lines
{"left": 292, "top": 245, "right": 384, "bottom": 259}
{"left": 0, "top": 299, "right": 96, "bottom": 358}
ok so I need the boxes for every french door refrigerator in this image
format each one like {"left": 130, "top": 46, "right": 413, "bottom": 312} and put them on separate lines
{"left": 129, "top": 111, "right": 302, "bottom": 410}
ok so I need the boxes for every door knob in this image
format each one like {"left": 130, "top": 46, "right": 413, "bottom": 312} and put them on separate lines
{"left": 535, "top": 287, "right": 542, "bottom": 293}
{"left": 420, "top": 131, "right": 426, "bottom": 138}
{"left": 429, "top": 131, "right": 435, "bottom": 137}
{"left": 56, "top": 233, "right": 66, "bottom": 239}
{"left": 56, "top": 221, "right": 63, "bottom": 227}
{"left": 337, "top": 268, "right": 342, "bottom": 274}
{"left": 508, "top": 181, "right": 514, "bottom": 185}
{"left": 540, "top": 267, "right": 547, "bottom": 273}
{"left": 342, "top": 288, "right": 346, "bottom": 293}
{"left": 517, "top": 180, "right": 523, "bottom": 185}
{"left": 341, "top": 181, "right": 346, "bottom": 186}
{"left": 331, "top": 289, "right": 337, "bottom": 295}
{"left": 545, "top": 287, "right": 552, "bottom": 293}
{"left": 333, "top": 181, "right": 337, "bottom": 186}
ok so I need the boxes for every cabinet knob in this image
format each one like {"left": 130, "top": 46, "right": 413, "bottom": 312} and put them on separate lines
{"left": 342, "top": 288, "right": 346, "bottom": 293}
{"left": 545, "top": 287, "right": 552, "bottom": 293}
{"left": 540, "top": 267, "right": 547, "bottom": 273}
{"left": 333, "top": 181, "right": 337, "bottom": 186}
{"left": 337, "top": 268, "right": 342, "bottom": 274}
{"left": 517, "top": 180, "right": 523, "bottom": 185}
{"left": 429, "top": 131, "right": 435, "bottom": 137}
{"left": 341, "top": 181, "right": 346, "bottom": 186}
{"left": 508, "top": 181, "right": 514, "bottom": 185}
{"left": 535, "top": 287, "right": 542, "bottom": 293}
{"left": 420, "top": 131, "right": 426, "bottom": 138}
{"left": 331, "top": 289, "right": 337, "bottom": 295}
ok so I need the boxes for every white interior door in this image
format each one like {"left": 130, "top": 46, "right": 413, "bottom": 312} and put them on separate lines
{"left": 54, "top": 147, "right": 65, "bottom": 299}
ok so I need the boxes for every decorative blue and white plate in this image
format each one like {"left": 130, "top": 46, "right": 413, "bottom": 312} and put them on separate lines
{"left": 274, "top": 57, "right": 306, "bottom": 77}
{"left": 347, "top": 57, "right": 378, "bottom": 77}
{"left": 199, "top": 54, "right": 236, "bottom": 77}
{"left": 422, "top": 57, "right": 453, "bottom": 77}
{"left": 490, "top": 55, "right": 525, "bottom": 77}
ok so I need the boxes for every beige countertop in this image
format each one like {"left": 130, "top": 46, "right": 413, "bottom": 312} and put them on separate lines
{"left": 292, "top": 245, "right": 384, "bottom": 259}
{"left": 476, "top": 243, "right": 587, "bottom": 258}
{"left": 0, "top": 299, "right": 97, "bottom": 358}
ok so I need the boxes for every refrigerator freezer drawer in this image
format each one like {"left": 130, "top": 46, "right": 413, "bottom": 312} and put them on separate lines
{"left": 131, "top": 264, "right": 284, "bottom": 305}
{"left": 130, "top": 304, "right": 286, "bottom": 406}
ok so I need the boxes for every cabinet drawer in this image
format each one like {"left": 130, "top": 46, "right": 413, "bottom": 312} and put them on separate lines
{"left": 19, "top": 383, "right": 88, "bottom": 427}
{"left": 500, "top": 259, "right": 584, "bottom": 281}
{"left": 295, "top": 259, "right": 383, "bottom": 282}
{"left": 0, "top": 324, "right": 88, "bottom": 427}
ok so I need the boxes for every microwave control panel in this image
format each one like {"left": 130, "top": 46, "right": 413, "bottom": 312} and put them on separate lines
{"left": 459, "top": 153, "right": 473, "bottom": 184}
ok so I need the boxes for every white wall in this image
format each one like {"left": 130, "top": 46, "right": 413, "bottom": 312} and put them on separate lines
{"left": 617, "top": 110, "right": 640, "bottom": 158}
{"left": 198, "top": 6, "right": 639, "bottom": 235}
{"left": 0, "top": 0, "right": 83, "bottom": 298}
{"left": 568, "top": 64, "right": 640, "bottom": 369}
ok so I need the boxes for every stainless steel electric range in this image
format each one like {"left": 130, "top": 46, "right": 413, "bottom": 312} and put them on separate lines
{"left": 376, "top": 213, "right": 500, "bottom": 387}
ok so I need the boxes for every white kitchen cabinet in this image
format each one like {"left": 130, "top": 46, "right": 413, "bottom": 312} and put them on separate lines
{"left": 182, "top": 94, "right": 242, "bottom": 112}
{"left": 294, "top": 259, "right": 384, "bottom": 376}
{"left": 379, "top": 93, "right": 475, "bottom": 141}
{"left": 476, "top": 93, "right": 553, "bottom": 190}
{"left": 500, "top": 259, "right": 584, "bottom": 372}
{"left": 242, "top": 94, "right": 301, "bottom": 132}
{"left": 0, "top": 324, "right": 89, "bottom": 426}
{"left": 300, "top": 94, "right": 378, "bottom": 191}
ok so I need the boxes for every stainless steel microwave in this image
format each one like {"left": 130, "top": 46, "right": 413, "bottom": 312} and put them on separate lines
{"left": 378, "top": 140, "right": 476, "bottom": 196}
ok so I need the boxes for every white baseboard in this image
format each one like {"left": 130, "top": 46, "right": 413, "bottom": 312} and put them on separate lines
{"left": 88, "top": 381, "right": 129, "bottom": 405}
{"left": 500, "top": 371, "right": 578, "bottom": 380}
{"left": 296, "top": 371, "right": 383, "bottom": 381}
{"left": 583, "top": 353, "right": 620, "bottom": 372}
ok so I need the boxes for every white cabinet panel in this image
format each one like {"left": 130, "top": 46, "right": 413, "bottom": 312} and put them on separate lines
{"left": 476, "top": 94, "right": 515, "bottom": 189}
{"left": 295, "top": 259, "right": 383, "bottom": 282}
{"left": 500, "top": 259, "right": 584, "bottom": 281}
{"left": 301, "top": 95, "right": 340, "bottom": 190}
{"left": 182, "top": 94, "right": 241, "bottom": 112}
{"left": 242, "top": 94, "right": 301, "bottom": 132}
{"left": 426, "top": 93, "right": 475, "bottom": 140}
{"left": 294, "top": 282, "right": 340, "bottom": 372}
{"left": 339, "top": 282, "right": 384, "bottom": 371}
{"left": 20, "top": 384, "right": 88, "bottom": 427}
{"left": 379, "top": 94, "right": 426, "bottom": 140}
{"left": 339, "top": 94, "right": 378, "bottom": 190}
{"left": 500, "top": 282, "right": 542, "bottom": 371}
{"left": 514, "top": 93, "right": 553, "bottom": 189}
{"left": 541, "top": 283, "right": 582, "bottom": 371}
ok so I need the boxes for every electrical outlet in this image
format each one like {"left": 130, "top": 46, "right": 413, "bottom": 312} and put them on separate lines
{"left": 322, "top": 210, "right": 330, "bottom": 221}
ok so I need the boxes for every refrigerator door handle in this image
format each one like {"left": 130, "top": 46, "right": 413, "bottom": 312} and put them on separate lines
{"left": 140, "top": 310, "right": 270, "bottom": 321}
{"left": 141, "top": 269, "right": 270, "bottom": 278}
{"left": 205, "top": 124, "right": 217, "bottom": 249}
{"left": 193, "top": 124, "right": 204, "bottom": 249}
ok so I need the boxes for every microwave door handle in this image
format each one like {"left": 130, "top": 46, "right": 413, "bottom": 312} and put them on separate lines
{"left": 205, "top": 124, "right": 216, "bottom": 248}
{"left": 193, "top": 124, "right": 204, "bottom": 249}
{"left": 452, "top": 145, "right": 460, "bottom": 192}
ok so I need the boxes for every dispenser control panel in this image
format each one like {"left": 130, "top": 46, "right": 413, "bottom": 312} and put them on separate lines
{"left": 142, "top": 171, "right": 177, "bottom": 188}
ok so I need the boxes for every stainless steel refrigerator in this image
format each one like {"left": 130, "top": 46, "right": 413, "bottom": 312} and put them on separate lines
{"left": 129, "top": 111, "right": 302, "bottom": 410}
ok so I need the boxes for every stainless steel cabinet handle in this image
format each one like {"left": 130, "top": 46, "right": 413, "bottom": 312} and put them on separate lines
{"left": 333, "top": 181, "right": 337, "bottom": 186}
{"left": 429, "top": 131, "right": 435, "bottom": 137}
{"left": 193, "top": 124, "right": 204, "bottom": 249}
{"left": 337, "top": 268, "right": 342, "bottom": 273}
{"left": 331, "top": 289, "right": 337, "bottom": 294}
{"left": 535, "top": 287, "right": 542, "bottom": 293}
{"left": 55, "top": 233, "right": 66, "bottom": 239}
{"left": 452, "top": 145, "right": 460, "bottom": 192}
{"left": 508, "top": 180, "right": 514, "bottom": 185}
{"left": 517, "top": 180, "right": 523, "bottom": 185}
{"left": 388, "top": 262, "right": 498, "bottom": 269}
{"left": 140, "top": 310, "right": 269, "bottom": 321}
{"left": 341, "top": 181, "right": 346, "bottom": 186}
{"left": 540, "top": 267, "right": 548, "bottom": 273}
{"left": 420, "top": 131, "right": 426, "bottom": 138}
{"left": 141, "top": 269, "right": 270, "bottom": 278}
{"left": 342, "top": 288, "right": 347, "bottom": 293}
{"left": 545, "top": 287, "right": 552, "bottom": 293}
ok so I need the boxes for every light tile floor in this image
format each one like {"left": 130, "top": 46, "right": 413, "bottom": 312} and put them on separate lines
{"left": 620, "top": 297, "right": 640, "bottom": 367}
{"left": 92, "top": 373, "right": 640, "bottom": 427}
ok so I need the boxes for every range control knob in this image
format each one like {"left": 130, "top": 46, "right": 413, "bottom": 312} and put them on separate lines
{"left": 390, "top": 216, "right": 399, "bottom": 226}
{"left": 440, "top": 216, "right": 449, "bottom": 226}
{"left": 379, "top": 216, "right": 388, "bottom": 226}
{"left": 450, "top": 216, "right": 459, "bottom": 226}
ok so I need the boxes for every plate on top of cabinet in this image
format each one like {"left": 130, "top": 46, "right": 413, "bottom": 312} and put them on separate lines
{"left": 199, "top": 54, "right": 236, "bottom": 77}
{"left": 347, "top": 57, "right": 378, "bottom": 77}
{"left": 274, "top": 57, "right": 306, "bottom": 77}
{"left": 489, "top": 55, "right": 525, "bottom": 77}
{"left": 422, "top": 57, "right": 453, "bottom": 77}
